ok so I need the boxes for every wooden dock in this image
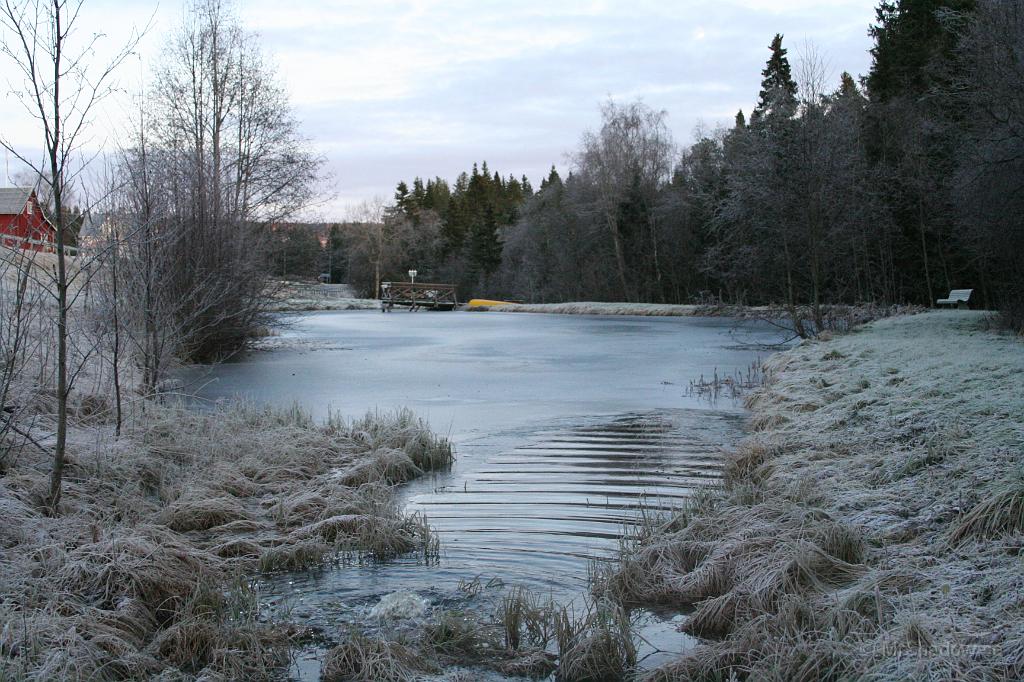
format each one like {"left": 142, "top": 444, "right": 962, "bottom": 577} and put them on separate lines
{"left": 380, "top": 281, "right": 458, "bottom": 311}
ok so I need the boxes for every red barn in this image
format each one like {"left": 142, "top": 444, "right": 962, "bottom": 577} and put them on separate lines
{"left": 0, "top": 187, "right": 57, "bottom": 253}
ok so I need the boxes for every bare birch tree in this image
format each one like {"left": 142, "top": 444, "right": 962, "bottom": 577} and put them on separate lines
{"left": 0, "top": 0, "right": 139, "bottom": 508}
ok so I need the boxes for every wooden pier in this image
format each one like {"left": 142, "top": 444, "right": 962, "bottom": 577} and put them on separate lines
{"left": 380, "top": 281, "right": 458, "bottom": 311}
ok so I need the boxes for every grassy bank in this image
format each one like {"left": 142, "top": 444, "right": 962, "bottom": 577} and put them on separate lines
{"left": 267, "top": 280, "right": 379, "bottom": 313}
{"left": 604, "top": 311, "right": 1023, "bottom": 680}
{"left": 466, "top": 301, "right": 746, "bottom": 317}
{"left": 0, "top": 401, "right": 452, "bottom": 680}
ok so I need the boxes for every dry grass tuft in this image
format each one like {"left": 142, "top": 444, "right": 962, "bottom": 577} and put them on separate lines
{"left": 258, "top": 540, "right": 332, "bottom": 572}
{"left": 556, "top": 600, "right": 636, "bottom": 682}
{"left": 949, "top": 477, "right": 1024, "bottom": 545}
{"left": 422, "top": 610, "right": 492, "bottom": 659}
{"left": 162, "top": 493, "right": 252, "bottom": 532}
{"left": 322, "top": 631, "right": 427, "bottom": 682}
{"left": 56, "top": 530, "right": 217, "bottom": 620}
{"left": 723, "top": 440, "right": 774, "bottom": 486}
{"left": 344, "top": 408, "right": 454, "bottom": 473}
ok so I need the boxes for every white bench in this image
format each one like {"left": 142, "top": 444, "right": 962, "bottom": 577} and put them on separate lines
{"left": 936, "top": 289, "right": 973, "bottom": 309}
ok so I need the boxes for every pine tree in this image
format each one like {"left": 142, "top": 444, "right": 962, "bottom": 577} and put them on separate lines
{"left": 751, "top": 34, "right": 798, "bottom": 122}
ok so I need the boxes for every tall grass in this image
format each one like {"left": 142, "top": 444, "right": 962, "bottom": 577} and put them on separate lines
{"left": 0, "top": 400, "right": 452, "bottom": 679}
{"left": 949, "top": 477, "right": 1024, "bottom": 545}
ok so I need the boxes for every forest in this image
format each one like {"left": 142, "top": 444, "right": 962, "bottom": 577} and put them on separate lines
{"left": 295, "top": 0, "right": 1021, "bottom": 333}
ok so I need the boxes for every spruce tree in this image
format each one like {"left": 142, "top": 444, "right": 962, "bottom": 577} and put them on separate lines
{"left": 521, "top": 175, "right": 533, "bottom": 196}
{"left": 394, "top": 181, "right": 411, "bottom": 214}
{"left": 468, "top": 205, "right": 503, "bottom": 277}
{"left": 540, "top": 166, "right": 561, "bottom": 191}
{"left": 867, "top": 0, "right": 975, "bottom": 102}
{"left": 839, "top": 71, "right": 860, "bottom": 97}
{"left": 412, "top": 177, "right": 426, "bottom": 207}
{"left": 751, "top": 34, "right": 798, "bottom": 122}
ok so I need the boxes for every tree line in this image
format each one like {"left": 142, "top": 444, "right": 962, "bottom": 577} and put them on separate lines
{"left": 312, "top": 0, "right": 1020, "bottom": 332}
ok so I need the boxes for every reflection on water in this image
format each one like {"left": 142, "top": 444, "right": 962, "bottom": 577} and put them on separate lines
{"left": 263, "top": 409, "right": 740, "bottom": 679}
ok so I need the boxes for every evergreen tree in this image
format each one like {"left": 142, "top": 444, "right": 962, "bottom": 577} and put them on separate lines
{"left": 867, "top": 0, "right": 975, "bottom": 102}
{"left": 326, "top": 223, "right": 347, "bottom": 283}
{"left": 734, "top": 109, "right": 746, "bottom": 129}
{"left": 751, "top": 34, "right": 798, "bottom": 122}
{"left": 540, "top": 166, "right": 561, "bottom": 191}
{"left": 394, "top": 181, "right": 411, "bottom": 214}
{"left": 615, "top": 171, "right": 652, "bottom": 297}
{"left": 468, "top": 205, "right": 503, "bottom": 277}
{"left": 521, "top": 175, "right": 533, "bottom": 196}
{"left": 839, "top": 71, "right": 860, "bottom": 97}
{"left": 412, "top": 177, "right": 426, "bottom": 207}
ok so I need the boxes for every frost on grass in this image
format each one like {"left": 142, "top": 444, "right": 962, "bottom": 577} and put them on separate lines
{"left": 607, "top": 311, "right": 1024, "bottom": 680}
{"left": 268, "top": 296, "right": 380, "bottom": 312}
{"left": 468, "top": 300, "right": 920, "bottom": 327}
{"left": 468, "top": 301, "right": 735, "bottom": 317}
{"left": 0, "top": 401, "right": 452, "bottom": 680}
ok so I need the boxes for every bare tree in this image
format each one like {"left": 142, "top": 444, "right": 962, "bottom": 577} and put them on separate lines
{"left": 117, "top": 0, "right": 323, "bottom": 365}
{"left": 350, "top": 197, "right": 389, "bottom": 297}
{"left": 574, "top": 100, "right": 675, "bottom": 301}
{"left": 0, "top": 0, "right": 139, "bottom": 508}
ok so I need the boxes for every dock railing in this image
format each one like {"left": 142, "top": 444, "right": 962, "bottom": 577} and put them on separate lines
{"left": 380, "top": 281, "right": 458, "bottom": 311}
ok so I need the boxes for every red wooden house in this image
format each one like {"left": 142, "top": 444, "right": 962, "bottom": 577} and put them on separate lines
{"left": 0, "top": 187, "right": 57, "bottom": 253}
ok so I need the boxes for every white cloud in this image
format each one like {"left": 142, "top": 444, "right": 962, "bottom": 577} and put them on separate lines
{"left": 2, "top": 0, "right": 878, "bottom": 218}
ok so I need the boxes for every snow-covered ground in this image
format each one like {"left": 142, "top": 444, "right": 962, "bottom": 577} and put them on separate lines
{"left": 610, "top": 310, "right": 1024, "bottom": 678}
{"left": 268, "top": 296, "right": 379, "bottom": 312}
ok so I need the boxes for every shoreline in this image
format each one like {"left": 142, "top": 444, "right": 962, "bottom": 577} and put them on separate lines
{"left": 269, "top": 295, "right": 921, "bottom": 328}
{"left": 605, "top": 310, "right": 1024, "bottom": 679}
{"left": 468, "top": 301, "right": 753, "bottom": 317}
{"left": 0, "top": 402, "right": 453, "bottom": 680}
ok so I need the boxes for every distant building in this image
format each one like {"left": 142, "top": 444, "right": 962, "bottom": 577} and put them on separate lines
{"left": 0, "top": 187, "right": 56, "bottom": 253}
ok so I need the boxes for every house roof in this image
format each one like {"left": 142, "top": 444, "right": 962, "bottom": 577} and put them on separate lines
{"left": 0, "top": 187, "right": 34, "bottom": 215}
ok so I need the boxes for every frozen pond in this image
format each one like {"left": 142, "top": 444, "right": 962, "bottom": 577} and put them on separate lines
{"left": 183, "top": 309, "right": 780, "bottom": 438}
{"left": 181, "top": 310, "right": 786, "bottom": 677}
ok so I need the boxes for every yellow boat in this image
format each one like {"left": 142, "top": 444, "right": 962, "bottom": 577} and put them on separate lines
{"left": 467, "top": 298, "right": 518, "bottom": 308}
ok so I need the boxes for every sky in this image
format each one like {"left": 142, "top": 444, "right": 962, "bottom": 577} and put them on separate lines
{"left": 1, "top": 0, "right": 879, "bottom": 220}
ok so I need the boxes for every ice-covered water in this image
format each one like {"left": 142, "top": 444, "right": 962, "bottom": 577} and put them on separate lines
{"left": 182, "top": 310, "right": 785, "bottom": 677}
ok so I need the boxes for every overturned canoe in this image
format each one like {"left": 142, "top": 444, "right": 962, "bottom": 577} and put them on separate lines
{"left": 467, "top": 298, "right": 518, "bottom": 308}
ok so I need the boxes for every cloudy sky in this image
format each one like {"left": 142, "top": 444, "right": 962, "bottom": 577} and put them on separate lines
{"left": 2, "top": 0, "right": 878, "bottom": 219}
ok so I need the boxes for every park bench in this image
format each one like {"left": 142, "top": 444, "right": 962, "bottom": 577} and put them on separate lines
{"left": 936, "top": 289, "right": 973, "bottom": 309}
